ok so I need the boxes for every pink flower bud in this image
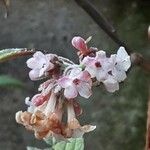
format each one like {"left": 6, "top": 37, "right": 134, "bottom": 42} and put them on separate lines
{"left": 32, "top": 94, "right": 48, "bottom": 106}
{"left": 72, "top": 36, "right": 88, "bottom": 54}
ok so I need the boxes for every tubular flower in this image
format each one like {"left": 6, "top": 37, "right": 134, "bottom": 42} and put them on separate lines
{"left": 62, "top": 100, "right": 96, "bottom": 138}
{"left": 15, "top": 36, "right": 131, "bottom": 142}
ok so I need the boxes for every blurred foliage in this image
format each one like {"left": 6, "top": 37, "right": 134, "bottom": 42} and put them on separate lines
{"left": 53, "top": 138, "right": 84, "bottom": 150}
{"left": 27, "top": 138, "right": 84, "bottom": 150}
{"left": 0, "top": 75, "right": 24, "bottom": 88}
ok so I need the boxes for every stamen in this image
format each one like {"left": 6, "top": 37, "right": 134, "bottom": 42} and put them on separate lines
{"left": 95, "top": 62, "right": 101, "bottom": 67}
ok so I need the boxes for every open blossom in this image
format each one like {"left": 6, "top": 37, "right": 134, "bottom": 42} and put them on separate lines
{"left": 82, "top": 50, "right": 110, "bottom": 81}
{"left": 109, "top": 46, "right": 131, "bottom": 82}
{"left": 58, "top": 67, "right": 92, "bottom": 99}
{"left": 26, "top": 51, "right": 57, "bottom": 80}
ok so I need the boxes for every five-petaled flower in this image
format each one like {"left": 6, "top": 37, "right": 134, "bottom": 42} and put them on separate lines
{"left": 26, "top": 51, "right": 57, "bottom": 80}
{"left": 58, "top": 67, "right": 92, "bottom": 99}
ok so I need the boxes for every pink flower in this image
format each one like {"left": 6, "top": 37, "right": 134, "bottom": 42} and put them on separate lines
{"left": 82, "top": 50, "right": 111, "bottom": 81}
{"left": 58, "top": 67, "right": 92, "bottom": 99}
{"left": 26, "top": 51, "right": 56, "bottom": 80}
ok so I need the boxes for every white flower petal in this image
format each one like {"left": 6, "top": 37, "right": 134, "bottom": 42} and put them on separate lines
{"left": 85, "top": 66, "right": 97, "bottom": 78}
{"left": 112, "top": 68, "right": 127, "bottom": 82}
{"left": 96, "top": 68, "right": 108, "bottom": 81}
{"left": 82, "top": 56, "right": 95, "bottom": 66}
{"left": 77, "top": 82, "right": 92, "bottom": 98}
{"left": 58, "top": 77, "right": 72, "bottom": 88}
{"left": 116, "top": 47, "right": 131, "bottom": 71}
{"left": 103, "top": 77, "right": 119, "bottom": 92}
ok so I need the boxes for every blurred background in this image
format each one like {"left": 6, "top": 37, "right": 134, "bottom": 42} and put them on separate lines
{"left": 0, "top": 0, "right": 149, "bottom": 149}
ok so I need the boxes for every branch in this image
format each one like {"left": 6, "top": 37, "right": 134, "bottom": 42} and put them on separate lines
{"left": 75, "top": 0, "right": 150, "bottom": 73}
{"left": 75, "top": 0, "right": 132, "bottom": 53}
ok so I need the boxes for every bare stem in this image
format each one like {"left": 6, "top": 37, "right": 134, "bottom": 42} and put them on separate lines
{"left": 75, "top": 0, "right": 150, "bottom": 73}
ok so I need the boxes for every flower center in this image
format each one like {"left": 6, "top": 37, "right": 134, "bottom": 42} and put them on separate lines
{"left": 95, "top": 62, "right": 101, "bottom": 68}
{"left": 73, "top": 78, "right": 80, "bottom": 85}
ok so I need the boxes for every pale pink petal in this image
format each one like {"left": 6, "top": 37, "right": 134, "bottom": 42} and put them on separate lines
{"left": 27, "top": 52, "right": 47, "bottom": 69}
{"left": 69, "top": 67, "right": 82, "bottom": 79}
{"left": 77, "top": 70, "right": 92, "bottom": 86}
{"left": 96, "top": 68, "right": 108, "bottom": 81}
{"left": 29, "top": 69, "right": 40, "bottom": 80}
{"left": 58, "top": 77, "right": 72, "bottom": 88}
{"left": 64, "top": 85, "right": 78, "bottom": 99}
{"left": 26, "top": 58, "right": 36, "bottom": 69}
{"left": 95, "top": 50, "right": 106, "bottom": 60}
{"left": 103, "top": 77, "right": 119, "bottom": 92}
{"left": 31, "top": 94, "right": 48, "bottom": 106}
{"left": 71, "top": 36, "right": 87, "bottom": 52}
{"left": 78, "top": 71, "right": 91, "bottom": 81}
{"left": 77, "top": 82, "right": 92, "bottom": 98}
{"left": 82, "top": 56, "right": 95, "bottom": 66}
{"left": 33, "top": 51, "right": 45, "bottom": 59}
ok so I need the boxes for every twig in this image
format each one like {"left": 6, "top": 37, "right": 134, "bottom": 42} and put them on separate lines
{"left": 75, "top": 0, "right": 150, "bottom": 73}
{"left": 2, "top": 0, "right": 10, "bottom": 18}
{"left": 75, "top": 0, "right": 132, "bottom": 53}
{"left": 145, "top": 85, "right": 150, "bottom": 150}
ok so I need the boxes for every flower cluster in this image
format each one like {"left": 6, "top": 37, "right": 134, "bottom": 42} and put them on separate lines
{"left": 15, "top": 36, "right": 131, "bottom": 140}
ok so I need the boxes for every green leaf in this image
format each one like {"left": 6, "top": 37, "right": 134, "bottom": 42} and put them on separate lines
{"left": 53, "top": 138, "right": 84, "bottom": 150}
{"left": 0, "top": 75, "right": 24, "bottom": 88}
{"left": 0, "top": 48, "right": 35, "bottom": 62}
{"left": 44, "top": 137, "right": 55, "bottom": 146}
